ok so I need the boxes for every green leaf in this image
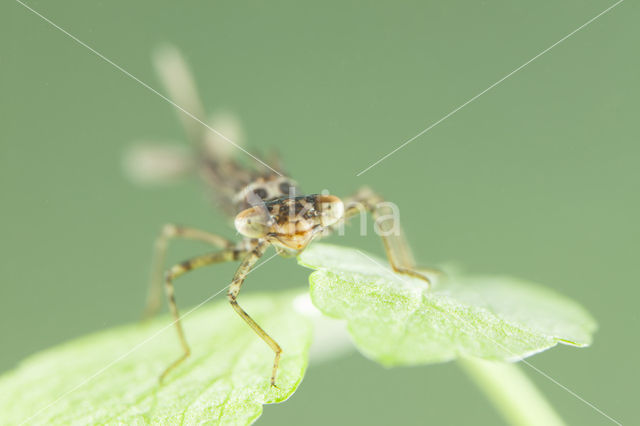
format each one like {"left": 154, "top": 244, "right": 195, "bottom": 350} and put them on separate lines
{"left": 298, "top": 243, "right": 596, "bottom": 366}
{"left": 0, "top": 290, "right": 312, "bottom": 425}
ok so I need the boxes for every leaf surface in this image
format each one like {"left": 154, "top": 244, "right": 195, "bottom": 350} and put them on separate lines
{"left": 298, "top": 243, "right": 596, "bottom": 366}
{"left": 0, "top": 291, "right": 311, "bottom": 425}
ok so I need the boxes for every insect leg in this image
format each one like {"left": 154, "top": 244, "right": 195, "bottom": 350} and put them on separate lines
{"left": 341, "top": 187, "right": 439, "bottom": 286}
{"left": 159, "top": 247, "right": 244, "bottom": 383}
{"left": 226, "top": 241, "right": 282, "bottom": 387}
{"left": 144, "top": 224, "right": 234, "bottom": 319}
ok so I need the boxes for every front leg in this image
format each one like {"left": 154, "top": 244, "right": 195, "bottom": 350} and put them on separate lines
{"left": 145, "top": 224, "right": 234, "bottom": 319}
{"left": 342, "top": 187, "right": 439, "bottom": 287}
{"left": 159, "top": 247, "right": 244, "bottom": 383}
{"left": 227, "top": 240, "right": 283, "bottom": 387}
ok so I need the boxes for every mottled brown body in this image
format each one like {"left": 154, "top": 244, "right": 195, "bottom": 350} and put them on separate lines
{"left": 234, "top": 194, "right": 343, "bottom": 254}
{"left": 143, "top": 46, "right": 432, "bottom": 388}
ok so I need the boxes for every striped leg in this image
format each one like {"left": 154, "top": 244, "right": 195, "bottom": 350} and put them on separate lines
{"left": 144, "top": 224, "right": 234, "bottom": 319}
{"left": 342, "top": 187, "right": 439, "bottom": 287}
{"left": 159, "top": 247, "right": 243, "bottom": 383}
{"left": 226, "top": 241, "right": 282, "bottom": 387}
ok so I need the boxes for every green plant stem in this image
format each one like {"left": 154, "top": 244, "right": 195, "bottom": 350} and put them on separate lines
{"left": 458, "top": 357, "right": 565, "bottom": 426}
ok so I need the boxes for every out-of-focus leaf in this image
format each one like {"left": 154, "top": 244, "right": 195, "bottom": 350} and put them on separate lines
{"left": 0, "top": 290, "right": 311, "bottom": 425}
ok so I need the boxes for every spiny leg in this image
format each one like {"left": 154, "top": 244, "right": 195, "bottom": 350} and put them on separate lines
{"left": 144, "top": 224, "right": 234, "bottom": 319}
{"left": 160, "top": 247, "right": 244, "bottom": 383}
{"left": 341, "top": 187, "right": 439, "bottom": 286}
{"left": 226, "top": 241, "right": 282, "bottom": 387}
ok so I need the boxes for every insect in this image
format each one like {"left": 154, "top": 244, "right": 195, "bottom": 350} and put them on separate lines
{"left": 136, "top": 46, "right": 433, "bottom": 387}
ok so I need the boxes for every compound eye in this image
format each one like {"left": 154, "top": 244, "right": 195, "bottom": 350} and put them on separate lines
{"left": 234, "top": 206, "right": 271, "bottom": 238}
{"left": 316, "top": 195, "right": 344, "bottom": 227}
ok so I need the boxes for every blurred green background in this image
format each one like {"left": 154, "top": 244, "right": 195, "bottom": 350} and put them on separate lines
{"left": 2, "top": 0, "right": 638, "bottom": 424}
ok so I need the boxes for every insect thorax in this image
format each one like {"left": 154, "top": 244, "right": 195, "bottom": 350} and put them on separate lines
{"left": 233, "top": 175, "right": 300, "bottom": 213}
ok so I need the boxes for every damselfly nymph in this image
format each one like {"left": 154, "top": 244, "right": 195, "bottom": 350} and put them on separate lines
{"left": 133, "top": 46, "right": 434, "bottom": 387}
